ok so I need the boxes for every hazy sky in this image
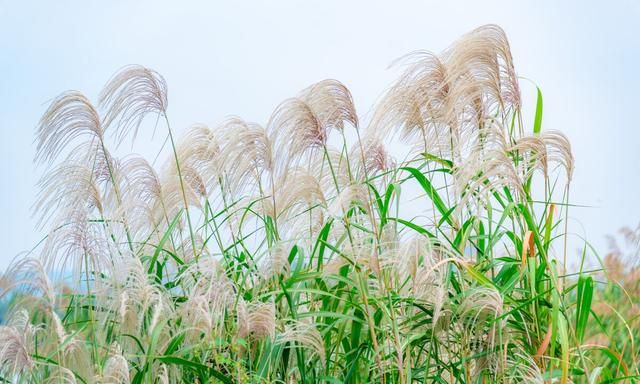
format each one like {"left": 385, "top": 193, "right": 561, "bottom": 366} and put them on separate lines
{"left": 1, "top": 1, "right": 638, "bottom": 270}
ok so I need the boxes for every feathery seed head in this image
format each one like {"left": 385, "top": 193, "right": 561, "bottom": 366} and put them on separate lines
{"left": 99, "top": 65, "right": 168, "bottom": 145}
{"left": 36, "top": 91, "right": 103, "bottom": 165}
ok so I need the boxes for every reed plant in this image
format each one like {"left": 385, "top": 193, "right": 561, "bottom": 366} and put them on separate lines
{"left": 0, "top": 25, "right": 637, "bottom": 383}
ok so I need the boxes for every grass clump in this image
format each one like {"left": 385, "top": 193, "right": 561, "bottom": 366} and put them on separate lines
{"left": 0, "top": 25, "right": 637, "bottom": 383}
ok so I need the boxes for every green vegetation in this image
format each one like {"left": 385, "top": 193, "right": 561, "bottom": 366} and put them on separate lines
{"left": 0, "top": 25, "right": 637, "bottom": 383}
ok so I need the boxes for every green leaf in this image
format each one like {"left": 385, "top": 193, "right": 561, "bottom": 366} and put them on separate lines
{"left": 421, "top": 152, "right": 453, "bottom": 169}
{"left": 462, "top": 263, "right": 496, "bottom": 289}
{"left": 400, "top": 167, "right": 453, "bottom": 226}
{"left": 453, "top": 217, "right": 476, "bottom": 253}
{"left": 313, "top": 220, "right": 333, "bottom": 272}
{"left": 381, "top": 182, "right": 396, "bottom": 227}
{"left": 148, "top": 209, "right": 182, "bottom": 274}
{"left": 164, "top": 332, "right": 186, "bottom": 356}
{"left": 576, "top": 275, "right": 594, "bottom": 343}
{"left": 534, "top": 86, "right": 543, "bottom": 133}
{"left": 387, "top": 217, "right": 436, "bottom": 238}
{"left": 557, "top": 312, "right": 570, "bottom": 384}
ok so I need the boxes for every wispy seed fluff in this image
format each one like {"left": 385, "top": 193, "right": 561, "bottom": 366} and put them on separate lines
{"left": 101, "top": 343, "right": 130, "bottom": 384}
{"left": 0, "top": 310, "right": 36, "bottom": 378}
{"left": 237, "top": 301, "right": 276, "bottom": 340}
{"left": 99, "top": 65, "right": 168, "bottom": 145}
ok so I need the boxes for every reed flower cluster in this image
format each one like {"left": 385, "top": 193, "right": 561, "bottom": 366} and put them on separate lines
{"left": 1, "top": 25, "right": 636, "bottom": 383}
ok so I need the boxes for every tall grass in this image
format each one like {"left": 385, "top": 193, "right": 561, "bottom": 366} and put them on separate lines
{"left": 0, "top": 25, "right": 637, "bottom": 383}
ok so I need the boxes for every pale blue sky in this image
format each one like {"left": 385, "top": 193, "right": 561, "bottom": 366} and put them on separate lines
{"left": 1, "top": 1, "right": 638, "bottom": 269}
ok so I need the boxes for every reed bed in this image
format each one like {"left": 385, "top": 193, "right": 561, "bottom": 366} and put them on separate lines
{"left": 0, "top": 25, "right": 637, "bottom": 383}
